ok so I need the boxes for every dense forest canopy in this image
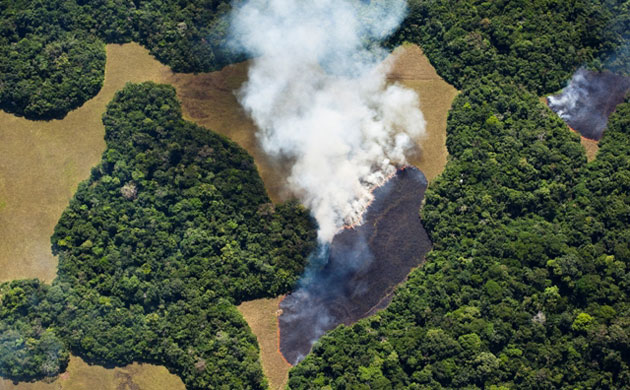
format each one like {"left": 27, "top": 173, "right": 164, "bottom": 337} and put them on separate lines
{"left": 390, "top": 0, "right": 630, "bottom": 93}
{"left": 0, "top": 82, "right": 316, "bottom": 388}
{"left": 1, "top": 0, "right": 630, "bottom": 389}
{"left": 0, "top": 0, "right": 241, "bottom": 119}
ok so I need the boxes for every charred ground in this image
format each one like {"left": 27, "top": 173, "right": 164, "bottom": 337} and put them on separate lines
{"left": 279, "top": 167, "right": 431, "bottom": 365}
{"left": 548, "top": 69, "right": 630, "bottom": 140}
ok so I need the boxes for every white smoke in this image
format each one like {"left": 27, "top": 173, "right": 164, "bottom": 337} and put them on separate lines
{"left": 547, "top": 69, "right": 589, "bottom": 120}
{"left": 230, "top": 0, "right": 425, "bottom": 243}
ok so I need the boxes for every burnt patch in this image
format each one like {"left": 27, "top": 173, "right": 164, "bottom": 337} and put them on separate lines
{"left": 548, "top": 69, "right": 630, "bottom": 140}
{"left": 278, "top": 167, "right": 432, "bottom": 365}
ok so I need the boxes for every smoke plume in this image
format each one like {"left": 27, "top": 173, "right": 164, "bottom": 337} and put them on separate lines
{"left": 229, "top": 0, "right": 425, "bottom": 242}
{"left": 548, "top": 68, "right": 630, "bottom": 140}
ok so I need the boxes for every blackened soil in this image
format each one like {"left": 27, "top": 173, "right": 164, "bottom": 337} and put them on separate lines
{"left": 278, "top": 166, "right": 432, "bottom": 365}
{"left": 549, "top": 69, "right": 630, "bottom": 140}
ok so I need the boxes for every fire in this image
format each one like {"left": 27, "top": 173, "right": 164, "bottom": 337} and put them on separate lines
{"left": 339, "top": 165, "right": 409, "bottom": 232}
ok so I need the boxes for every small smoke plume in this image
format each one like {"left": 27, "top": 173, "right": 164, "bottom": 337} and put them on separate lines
{"left": 548, "top": 70, "right": 589, "bottom": 122}
{"left": 548, "top": 68, "right": 630, "bottom": 140}
{"left": 229, "top": 0, "right": 425, "bottom": 242}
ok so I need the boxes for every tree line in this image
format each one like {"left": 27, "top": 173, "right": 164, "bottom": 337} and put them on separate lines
{"left": 0, "top": 0, "right": 241, "bottom": 120}
{"left": 0, "top": 82, "right": 316, "bottom": 389}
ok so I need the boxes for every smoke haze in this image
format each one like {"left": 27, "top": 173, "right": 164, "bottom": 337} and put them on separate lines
{"left": 229, "top": 0, "right": 425, "bottom": 242}
{"left": 548, "top": 68, "right": 630, "bottom": 140}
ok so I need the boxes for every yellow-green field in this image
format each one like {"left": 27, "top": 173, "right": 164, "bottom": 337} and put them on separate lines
{"left": 0, "top": 355, "right": 185, "bottom": 390}
{"left": 0, "top": 41, "right": 457, "bottom": 389}
{"left": 0, "top": 43, "right": 171, "bottom": 284}
{"left": 387, "top": 43, "right": 459, "bottom": 182}
{"left": 0, "top": 43, "right": 179, "bottom": 390}
{"left": 238, "top": 297, "right": 290, "bottom": 390}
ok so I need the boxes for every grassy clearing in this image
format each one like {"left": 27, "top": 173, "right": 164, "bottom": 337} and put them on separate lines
{"left": 387, "top": 44, "right": 459, "bottom": 183}
{"left": 0, "top": 43, "right": 171, "bottom": 284}
{"left": 0, "top": 43, "right": 178, "bottom": 390}
{"left": 163, "top": 63, "right": 292, "bottom": 204}
{"left": 0, "top": 355, "right": 185, "bottom": 390}
{"left": 0, "top": 42, "right": 457, "bottom": 389}
{"left": 238, "top": 297, "right": 290, "bottom": 390}
{"left": 580, "top": 137, "right": 599, "bottom": 161}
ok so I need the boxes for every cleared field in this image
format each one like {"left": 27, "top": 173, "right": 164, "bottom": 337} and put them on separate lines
{"left": 238, "top": 297, "right": 289, "bottom": 390}
{"left": 1, "top": 42, "right": 457, "bottom": 389}
{"left": 387, "top": 43, "right": 459, "bottom": 182}
{"left": 0, "top": 43, "right": 178, "bottom": 390}
{"left": 0, "top": 355, "right": 185, "bottom": 390}
{"left": 0, "top": 43, "right": 171, "bottom": 284}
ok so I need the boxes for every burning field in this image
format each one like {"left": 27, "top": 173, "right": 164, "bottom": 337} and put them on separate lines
{"left": 548, "top": 68, "right": 630, "bottom": 140}
{"left": 278, "top": 167, "right": 431, "bottom": 365}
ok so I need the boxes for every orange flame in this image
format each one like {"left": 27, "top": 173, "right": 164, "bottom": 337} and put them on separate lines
{"left": 338, "top": 165, "right": 409, "bottom": 232}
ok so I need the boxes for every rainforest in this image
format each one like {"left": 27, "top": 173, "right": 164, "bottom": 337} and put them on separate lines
{"left": 1, "top": 0, "right": 629, "bottom": 389}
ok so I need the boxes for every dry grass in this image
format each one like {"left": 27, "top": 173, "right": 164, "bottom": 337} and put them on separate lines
{"left": 163, "top": 62, "right": 292, "bottom": 203}
{"left": 1, "top": 42, "right": 457, "bottom": 389}
{"left": 0, "top": 43, "right": 179, "bottom": 390}
{"left": 0, "top": 43, "right": 171, "bottom": 284}
{"left": 386, "top": 44, "right": 459, "bottom": 182}
{"left": 0, "top": 355, "right": 185, "bottom": 390}
{"left": 238, "top": 297, "right": 290, "bottom": 390}
{"left": 581, "top": 137, "right": 599, "bottom": 162}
